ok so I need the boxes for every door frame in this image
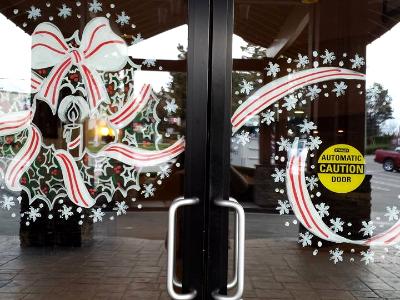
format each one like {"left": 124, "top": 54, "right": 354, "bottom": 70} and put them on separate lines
{"left": 181, "top": 0, "right": 235, "bottom": 299}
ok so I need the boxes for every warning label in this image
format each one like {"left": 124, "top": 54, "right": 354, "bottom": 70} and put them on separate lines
{"left": 317, "top": 144, "right": 365, "bottom": 193}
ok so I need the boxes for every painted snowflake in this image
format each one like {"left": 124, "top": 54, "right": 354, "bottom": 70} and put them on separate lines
{"left": 89, "top": 0, "right": 103, "bottom": 13}
{"left": 27, "top": 6, "right": 41, "bottom": 20}
{"left": 265, "top": 62, "right": 280, "bottom": 78}
{"left": 116, "top": 11, "right": 130, "bottom": 26}
{"left": 276, "top": 200, "right": 290, "bottom": 215}
{"left": 58, "top": 4, "right": 72, "bottom": 19}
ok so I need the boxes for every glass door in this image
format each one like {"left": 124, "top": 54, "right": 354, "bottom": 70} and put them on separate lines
{"left": 219, "top": 0, "right": 400, "bottom": 299}
{"left": 0, "top": 1, "right": 210, "bottom": 299}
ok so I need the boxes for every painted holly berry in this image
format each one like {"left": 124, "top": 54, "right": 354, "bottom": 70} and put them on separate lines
{"left": 5, "top": 136, "right": 14, "bottom": 144}
{"left": 113, "top": 165, "right": 122, "bottom": 174}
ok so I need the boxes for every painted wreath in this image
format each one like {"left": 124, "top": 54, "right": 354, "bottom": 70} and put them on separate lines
{"left": 0, "top": 2, "right": 184, "bottom": 225}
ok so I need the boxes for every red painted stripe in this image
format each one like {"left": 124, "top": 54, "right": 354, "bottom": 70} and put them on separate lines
{"left": 56, "top": 154, "right": 79, "bottom": 205}
{"left": 232, "top": 72, "right": 365, "bottom": 129}
{"left": 58, "top": 153, "right": 89, "bottom": 207}
{"left": 44, "top": 58, "right": 71, "bottom": 99}
{"left": 232, "top": 69, "right": 340, "bottom": 124}
{"left": 10, "top": 130, "right": 39, "bottom": 186}
{"left": 76, "top": 51, "right": 82, "bottom": 62}
{"left": 81, "top": 65, "right": 97, "bottom": 108}
{"left": 288, "top": 156, "right": 311, "bottom": 228}
{"left": 111, "top": 85, "right": 150, "bottom": 124}
{"left": 295, "top": 155, "right": 329, "bottom": 238}
{"left": 72, "top": 51, "right": 79, "bottom": 63}
{"left": 68, "top": 136, "right": 81, "bottom": 149}
{"left": 384, "top": 230, "right": 400, "bottom": 244}
{"left": 85, "top": 40, "right": 125, "bottom": 59}
{"left": 0, "top": 112, "right": 31, "bottom": 126}
{"left": 106, "top": 145, "right": 184, "bottom": 162}
{"left": 31, "top": 43, "right": 66, "bottom": 55}
{"left": 85, "top": 66, "right": 101, "bottom": 101}
{"left": 0, "top": 119, "right": 30, "bottom": 132}
{"left": 106, "top": 140, "right": 183, "bottom": 159}
{"left": 110, "top": 85, "right": 146, "bottom": 123}
{"left": 34, "top": 30, "right": 68, "bottom": 51}
{"left": 83, "top": 24, "right": 106, "bottom": 54}
{"left": 31, "top": 78, "right": 40, "bottom": 85}
{"left": 51, "top": 59, "right": 72, "bottom": 105}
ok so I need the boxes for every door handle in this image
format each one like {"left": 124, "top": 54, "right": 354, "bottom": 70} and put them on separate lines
{"left": 212, "top": 197, "right": 245, "bottom": 300}
{"left": 167, "top": 196, "right": 199, "bottom": 300}
{"left": 227, "top": 210, "right": 239, "bottom": 290}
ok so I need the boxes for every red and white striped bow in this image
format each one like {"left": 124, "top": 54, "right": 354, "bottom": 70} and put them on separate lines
{"left": 31, "top": 17, "right": 128, "bottom": 114}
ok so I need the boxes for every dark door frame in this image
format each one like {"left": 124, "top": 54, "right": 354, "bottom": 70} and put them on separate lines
{"left": 182, "top": 0, "right": 234, "bottom": 299}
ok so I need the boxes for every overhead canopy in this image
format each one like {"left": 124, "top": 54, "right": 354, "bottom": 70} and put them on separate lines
{"left": 0, "top": 0, "right": 399, "bottom": 53}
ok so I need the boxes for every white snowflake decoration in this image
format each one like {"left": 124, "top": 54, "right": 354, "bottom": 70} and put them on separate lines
{"left": 164, "top": 99, "right": 178, "bottom": 115}
{"left": 143, "top": 59, "right": 156, "bottom": 67}
{"left": 359, "top": 221, "right": 376, "bottom": 237}
{"left": 27, "top": 207, "right": 41, "bottom": 222}
{"left": 329, "top": 248, "right": 344, "bottom": 264}
{"left": 305, "top": 175, "right": 319, "bottom": 191}
{"left": 298, "top": 119, "right": 317, "bottom": 134}
{"left": 116, "top": 11, "right": 130, "bottom": 26}
{"left": 329, "top": 217, "right": 344, "bottom": 233}
{"left": 282, "top": 94, "right": 298, "bottom": 111}
{"left": 58, "top": 205, "right": 74, "bottom": 220}
{"left": 360, "top": 250, "right": 375, "bottom": 265}
{"left": 306, "top": 85, "right": 321, "bottom": 100}
{"left": 114, "top": 201, "right": 128, "bottom": 216}
{"left": 277, "top": 137, "right": 291, "bottom": 151}
{"left": 367, "top": 85, "right": 381, "bottom": 99}
{"left": 321, "top": 50, "right": 336, "bottom": 64}
{"left": 89, "top": 0, "right": 103, "bottom": 13}
{"left": 315, "top": 203, "right": 330, "bottom": 218}
{"left": 260, "top": 110, "right": 275, "bottom": 125}
{"left": 298, "top": 231, "right": 313, "bottom": 247}
{"left": 332, "top": 81, "right": 348, "bottom": 97}
{"left": 27, "top": 6, "right": 41, "bottom": 20}
{"left": 141, "top": 184, "right": 155, "bottom": 198}
{"left": 0, "top": 196, "right": 15, "bottom": 211}
{"left": 239, "top": 80, "right": 254, "bottom": 95}
{"left": 350, "top": 54, "right": 365, "bottom": 69}
{"left": 271, "top": 168, "right": 286, "bottom": 183}
{"left": 235, "top": 131, "right": 250, "bottom": 146}
{"left": 158, "top": 165, "right": 172, "bottom": 179}
{"left": 265, "top": 62, "right": 280, "bottom": 78}
{"left": 90, "top": 208, "right": 105, "bottom": 223}
{"left": 276, "top": 200, "right": 290, "bottom": 215}
{"left": 308, "top": 136, "right": 322, "bottom": 150}
{"left": 132, "top": 33, "right": 144, "bottom": 45}
{"left": 385, "top": 206, "right": 400, "bottom": 221}
{"left": 58, "top": 4, "right": 72, "bottom": 19}
{"left": 295, "top": 54, "right": 309, "bottom": 68}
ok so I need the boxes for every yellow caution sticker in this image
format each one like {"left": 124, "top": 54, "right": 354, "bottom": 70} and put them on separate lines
{"left": 317, "top": 144, "right": 365, "bottom": 194}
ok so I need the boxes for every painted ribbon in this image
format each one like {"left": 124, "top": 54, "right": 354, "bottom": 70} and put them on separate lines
{"left": 54, "top": 150, "right": 96, "bottom": 208}
{"left": 99, "top": 138, "right": 185, "bottom": 167}
{"left": 231, "top": 67, "right": 366, "bottom": 134}
{"left": 287, "top": 140, "right": 400, "bottom": 246}
{"left": 31, "top": 17, "right": 128, "bottom": 114}
{"left": 0, "top": 110, "right": 33, "bottom": 136}
{"left": 4, "top": 126, "right": 42, "bottom": 192}
{"left": 52, "top": 138, "right": 185, "bottom": 208}
{"left": 108, "top": 83, "right": 152, "bottom": 129}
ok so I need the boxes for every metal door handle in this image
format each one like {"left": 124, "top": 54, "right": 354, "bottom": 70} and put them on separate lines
{"left": 167, "top": 196, "right": 199, "bottom": 300}
{"left": 227, "top": 210, "right": 239, "bottom": 290}
{"left": 212, "top": 197, "right": 245, "bottom": 300}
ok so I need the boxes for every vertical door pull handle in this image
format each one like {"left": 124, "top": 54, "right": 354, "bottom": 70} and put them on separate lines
{"left": 167, "top": 196, "right": 199, "bottom": 300}
{"left": 212, "top": 197, "right": 245, "bottom": 300}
